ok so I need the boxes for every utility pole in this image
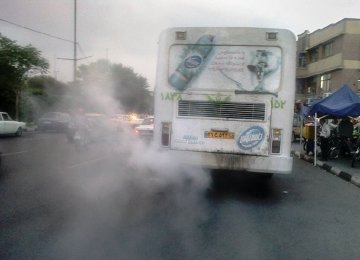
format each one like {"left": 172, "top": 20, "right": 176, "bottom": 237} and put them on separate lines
{"left": 53, "top": 55, "right": 59, "bottom": 79}
{"left": 57, "top": 0, "right": 91, "bottom": 82}
{"left": 73, "top": 0, "right": 77, "bottom": 82}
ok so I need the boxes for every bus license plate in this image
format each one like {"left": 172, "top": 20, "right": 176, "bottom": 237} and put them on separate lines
{"left": 204, "top": 131, "right": 235, "bottom": 139}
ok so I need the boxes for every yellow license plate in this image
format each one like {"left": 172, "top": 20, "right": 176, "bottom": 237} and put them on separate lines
{"left": 204, "top": 131, "right": 235, "bottom": 139}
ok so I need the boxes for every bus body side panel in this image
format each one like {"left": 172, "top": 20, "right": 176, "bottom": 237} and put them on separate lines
{"left": 154, "top": 27, "right": 296, "bottom": 174}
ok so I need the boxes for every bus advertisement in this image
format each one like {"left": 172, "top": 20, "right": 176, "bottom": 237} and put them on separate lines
{"left": 153, "top": 27, "right": 296, "bottom": 175}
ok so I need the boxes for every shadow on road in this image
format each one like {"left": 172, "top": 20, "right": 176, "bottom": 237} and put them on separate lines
{"left": 206, "top": 170, "right": 284, "bottom": 203}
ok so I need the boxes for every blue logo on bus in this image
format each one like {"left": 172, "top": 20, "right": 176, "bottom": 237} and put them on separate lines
{"left": 237, "top": 126, "right": 265, "bottom": 150}
{"left": 184, "top": 55, "right": 202, "bottom": 69}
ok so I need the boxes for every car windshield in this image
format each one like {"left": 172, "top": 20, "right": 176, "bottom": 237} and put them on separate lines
{"left": 1, "top": 113, "right": 12, "bottom": 121}
{"left": 41, "top": 112, "right": 60, "bottom": 119}
{"left": 142, "top": 118, "right": 154, "bottom": 125}
{"left": 41, "top": 112, "right": 69, "bottom": 121}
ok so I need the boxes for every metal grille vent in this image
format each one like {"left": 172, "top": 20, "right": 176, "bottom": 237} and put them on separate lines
{"left": 178, "top": 100, "right": 266, "bottom": 120}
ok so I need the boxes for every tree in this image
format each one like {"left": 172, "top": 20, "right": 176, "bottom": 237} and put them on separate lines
{"left": 77, "top": 59, "right": 153, "bottom": 114}
{"left": 0, "top": 35, "right": 49, "bottom": 119}
{"left": 111, "top": 63, "right": 153, "bottom": 113}
{"left": 24, "top": 75, "right": 71, "bottom": 121}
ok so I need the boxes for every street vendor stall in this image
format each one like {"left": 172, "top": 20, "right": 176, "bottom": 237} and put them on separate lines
{"left": 307, "top": 84, "right": 360, "bottom": 165}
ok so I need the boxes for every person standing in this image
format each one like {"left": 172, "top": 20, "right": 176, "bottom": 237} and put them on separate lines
{"left": 353, "top": 118, "right": 360, "bottom": 134}
{"left": 319, "top": 118, "right": 331, "bottom": 161}
{"left": 338, "top": 117, "right": 354, "bottom": 156}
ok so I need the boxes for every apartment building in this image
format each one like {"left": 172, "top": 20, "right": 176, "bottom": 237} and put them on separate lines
{"left": 296, "top": 18, "right": 360, "bottom": 102}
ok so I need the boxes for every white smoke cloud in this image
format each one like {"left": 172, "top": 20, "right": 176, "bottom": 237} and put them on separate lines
{"left": 30, "top": 74, "right": 212, "bottom": 258}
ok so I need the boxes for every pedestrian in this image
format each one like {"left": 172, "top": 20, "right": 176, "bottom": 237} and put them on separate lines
{"left": 339, "top": 117, "right": 353, "bottom": 138}
{"left": 328, "top": 118, "right": 338, "bottom": 134}
{"left": 353, "top": 118, "right": 360, "bottom": 133}
{"left": 319, "top": 118, "right": 331, "bottom": 161}
{"left": 338, "top": 117, "right": 353, "bottom": 156}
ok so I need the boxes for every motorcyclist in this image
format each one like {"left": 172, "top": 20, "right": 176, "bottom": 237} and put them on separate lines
{"left": 67, "top": 108, "right": 89, "bottom": 143}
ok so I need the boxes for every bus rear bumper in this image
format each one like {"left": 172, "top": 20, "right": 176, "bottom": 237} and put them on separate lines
{"left": 166, "top": 150, "right": 293, "bottom": 174}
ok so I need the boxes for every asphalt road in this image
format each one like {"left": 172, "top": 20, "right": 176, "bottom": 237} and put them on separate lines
{"left": 1, "top": 132, "right": 360, "bottom": 260}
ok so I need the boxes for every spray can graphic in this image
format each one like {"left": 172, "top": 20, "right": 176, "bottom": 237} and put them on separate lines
{"left": 169, "top": 35, "right": 214, "bottom": 91}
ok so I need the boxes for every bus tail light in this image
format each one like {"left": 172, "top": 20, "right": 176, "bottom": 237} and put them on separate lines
{"left": 271, "top": 128, "right": 282, "bottom": 154}
{"left": 161, "top": 122, "right": 171, "bottom": 146}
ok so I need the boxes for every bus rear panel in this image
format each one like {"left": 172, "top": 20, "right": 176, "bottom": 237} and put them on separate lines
{"left": 154, "top": 27, "right": 296, "bottom": 174}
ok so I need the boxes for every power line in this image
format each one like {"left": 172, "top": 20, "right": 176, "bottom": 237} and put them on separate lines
{"left": 77, "top": 43, "right": 87, "bottom": 58}
{"left": 1, "top": 17, "right": 90, "bottom": 62}
{"left": 1, "top": 16, "right": 92, "bottom": 81}
{"left": 0, "top": 17, "right": 74, "bottom": 44}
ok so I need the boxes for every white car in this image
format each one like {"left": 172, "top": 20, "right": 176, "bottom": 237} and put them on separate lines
{"left": 0, "top": 112, "right": 26, "bottom": 136}
{"left": 134, "top": 116, "right": 154, "bottom": 138}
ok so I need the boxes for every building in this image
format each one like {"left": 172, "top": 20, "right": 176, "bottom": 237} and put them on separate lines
{"left": 296, "top": 18, "right": 360, "bottom": 102}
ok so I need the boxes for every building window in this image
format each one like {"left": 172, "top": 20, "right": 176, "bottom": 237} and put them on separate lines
{"left": 296, "top": 80, "right": 305, "bottom": 94}
{"left": 323, "top": 42, "right": 333, "bottom": 58}
{"left": 308, "top": 48, "right": 319, "bottom": 63}
{"left": 307, "top": 86, "right": 316, "bottom": 96}
{"left": 297, "top": 53, "right": 307, "bottom": 68}
{"left": 320, "top": 73, "right": 331, "bottom": 92}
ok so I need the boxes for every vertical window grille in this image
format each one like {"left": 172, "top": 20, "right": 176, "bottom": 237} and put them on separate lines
{"left": 320, "top": 73, "right": 331, "bottom": 92}
{"left": 297, "top": 53, "right": 306, "bottom": 67}
{"left": 323, "top": 42, "right": 333, "bottom": 57}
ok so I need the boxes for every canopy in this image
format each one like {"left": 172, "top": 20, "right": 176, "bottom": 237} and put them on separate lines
{"left": 307, "top": 84, "right": 360, "bottom": 117}
{"left": 306, "top": 84, "right": 360, "bottom": 166}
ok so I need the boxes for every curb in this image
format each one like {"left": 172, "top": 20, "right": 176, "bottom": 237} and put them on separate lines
{"left": 291, "top": 150, "right": 360, "bottom": 188}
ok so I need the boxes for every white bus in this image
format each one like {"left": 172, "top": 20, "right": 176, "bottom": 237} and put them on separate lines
{"left": 153, "top": 27, "right": 296, "bottom": 175}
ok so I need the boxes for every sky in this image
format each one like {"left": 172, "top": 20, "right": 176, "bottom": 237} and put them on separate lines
{"left": 1, "top": 0, "right": 359, "bottom": 89}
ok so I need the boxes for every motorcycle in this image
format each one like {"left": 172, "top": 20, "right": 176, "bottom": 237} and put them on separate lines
{"left": 73, "top": 127, "right": 90, "bottom": 150}
{"left": 303, "top": 137, "right": 321, "bottom": 156}
{"left": 302, "top": 131, "right": 341, "bottom": 160}
{"left": 66, "top": 116, "right": 91, "bottom": 149}
{"left": 328, "top": 131, "right": 341, "bottom": 159}
{"left": 66, "top": 122, "right": 90, "bottom": 149}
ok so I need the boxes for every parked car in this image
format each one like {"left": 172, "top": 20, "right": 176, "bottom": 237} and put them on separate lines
{"left": 38, "top": 112, "right": 71, "bottom": 132}
{"left": 134, "top": 116, "right": 154, "bottom": 139}
{"left": 0, "top": 112, "right": 26, "bottom": 136}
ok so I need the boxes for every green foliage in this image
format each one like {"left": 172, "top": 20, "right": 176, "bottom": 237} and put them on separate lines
{"left": 0, "top": 35, "right": 49, "bottom": 119}
{"left": 77, "top": 59, "right": 153, "bottom": 114}
{"left": 27, "top": 75, "right": 68, "bottom": 96}
{"left": 22, "top": 76, "right": 71, "bottom": 122}
{"left": 0, "top": 34, "right": 153, "bottom": 120}
{"left": 0, "top": 36, "right": 48, "bottom": 80}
